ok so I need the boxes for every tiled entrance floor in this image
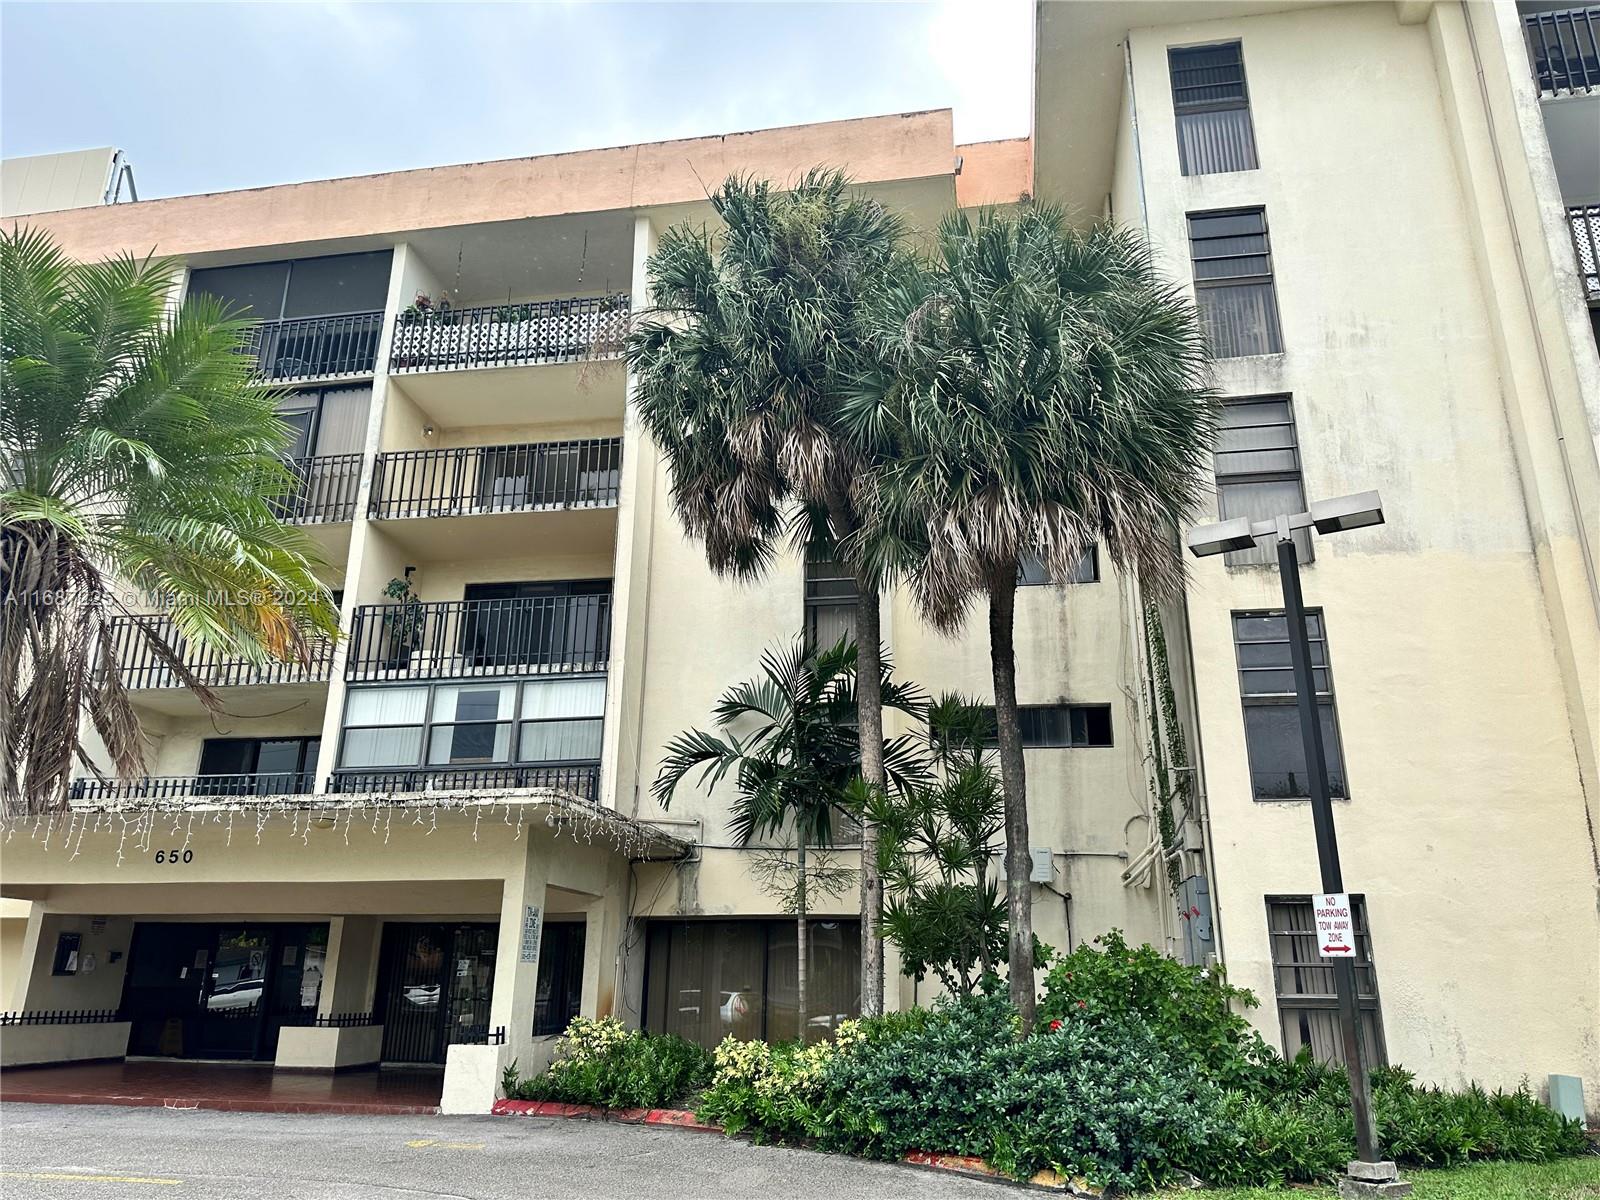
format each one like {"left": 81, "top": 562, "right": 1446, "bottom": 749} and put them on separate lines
{"left": 0, "top": 1059, "right": 443, "bottom": 1115}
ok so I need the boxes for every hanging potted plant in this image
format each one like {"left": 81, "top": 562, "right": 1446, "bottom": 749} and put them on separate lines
{"left": 381, "top": 574, "right": 427, "bottom": 670}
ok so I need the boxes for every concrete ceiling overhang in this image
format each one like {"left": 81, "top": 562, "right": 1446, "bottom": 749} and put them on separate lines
{"left": 1032, "top": 0, "right": 1384, "bottom": 222}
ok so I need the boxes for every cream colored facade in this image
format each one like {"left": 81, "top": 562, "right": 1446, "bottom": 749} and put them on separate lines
{"left": 2, "top": 1, "right": 1596, "bottom": 1117}
{"left": 1038, "top": 0, "right": 1598, "bottom": 1107}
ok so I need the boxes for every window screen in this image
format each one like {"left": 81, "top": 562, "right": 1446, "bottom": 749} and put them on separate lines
{"left": 1214, "top": 397, "right": 1311, "bottom": 567}
{"left": 1233, "top": 612, "right": 1347, "bottom": 800}
{"left": 1169, "top": 42, "right": 1259, "bottom": 175}
{"left": 1188, "top": 209, "right": 1283, "bottom": 357}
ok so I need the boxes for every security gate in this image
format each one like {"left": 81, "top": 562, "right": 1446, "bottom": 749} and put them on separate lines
{"left": 374, "top": 923, "right": 497, "bottom": 1064}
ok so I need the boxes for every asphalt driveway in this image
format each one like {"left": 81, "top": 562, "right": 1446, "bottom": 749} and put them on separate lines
{"left": 0, "top": 1102, "right": 1005, "bottom": 1199}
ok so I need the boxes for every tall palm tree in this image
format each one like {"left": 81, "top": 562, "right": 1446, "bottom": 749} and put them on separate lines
{"left": 1, "top": 227, "right": 341, "bottom": 816}
{"left": 652, "top": 638, "right": 925, "bottom": 1040}
{"left": 849, "top": 207, "right": 1216, "bottom": 1029}
{"left": 627, "top": 170, "right": 909, "bottom": 1015}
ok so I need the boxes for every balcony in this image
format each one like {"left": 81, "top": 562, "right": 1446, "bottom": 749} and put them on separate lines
{"left": 106, "top": 616, "right": 334, "bottom": 692}
{"left": 345, "top": 594, "right": 611, "bottom": 682}
{"left": 388, "top": 295, "right": 629, "bottom": 374}
{"left": 278, "top": 453, "right": 363, "bottom": 524}
{"left": 69, "top": 772, "right": 316, "bottom": 801}
{"left": 1569, "top": 204, "right": 1600, "bottom": 300}
{"left": 244, "top": 312, "right": 383, "bottom": 383}
{"left": 1524, "top": 7, "right": 1599, "bottom": 95}
{"left": 371, "top": 438, "right": 620, "bottom": 519}
{"left": 328, "top": 764, "right": 599, "bottom": 801}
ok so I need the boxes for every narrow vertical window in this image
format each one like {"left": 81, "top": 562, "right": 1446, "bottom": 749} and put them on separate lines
{"left": 1214, "top": 397, "right": 1311, "bottom": 567}
{"left": 1267, "top": 896, "right": 1385, "bottom": 1066}
{"left": 1232, "top": 611, "right": 1347, "bottom": 801}
{"left": 1169, "top": 41, "right": 1259, "bottom": 175}
{"left": 1189, "top": 208, "right": 1283, "bottom": 357}
{"left": 805, "top": 550, "right": 857, "bottom": 650}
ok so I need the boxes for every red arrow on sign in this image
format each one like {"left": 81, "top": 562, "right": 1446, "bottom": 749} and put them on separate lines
{"left": 1322, "top": 942, "right": 1353, "bottom": 954}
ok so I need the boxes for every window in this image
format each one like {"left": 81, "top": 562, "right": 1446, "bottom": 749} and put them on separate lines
{"left": 805, "top": 551, "right": 857, "bottom": 649}
{"left": 1267, "top": 896, "right": 1385, "bottom": 1067}
{"left": 1188, "top": 209, "right": 1283, "bottom": 357}
{"left": 461, "top": 579, "right": 611, "bottom": 669}
{"left": 985, "top": 704, "right": 1113, "bottom": 748}
{"left": 337, "top": 677, "right": 605, "bottom": 772}
{"left": 533, "top": 921, "right": 586, "bottom": 1036}
{"left": 1214, "top": 397, "right": 1310, "bottom": 567}
{"left": 1018, "top": 547, "right": 1100, "bottom": 585}
{"left": 1232, "top": 612, "right": 1347, "bottom": 800}
{"left": 52, "top": 932, "right": 81, "bottom": 976}
{"left": 644, "top": 919, "right": 860, "bottom": 1047}
{"left": 197, "top": 736, "right": 319, "bottom": 795}
{"left": 1169, "top": 42, "right": 1259, "bottom": 175}
{"left": 187, "top": 251, "right": 392, "bottom": 321}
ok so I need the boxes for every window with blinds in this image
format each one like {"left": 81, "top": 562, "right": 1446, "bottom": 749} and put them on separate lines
{"left": 1169, "top": 42, "right": 1259, "bottom": 175}
{"left": 1232, "top": 611, "right": 1348, "bottom": 801}
{"left": 1188, "top": 208, "right": 1283, "bottom": 358}
{"left": 1214, "top": 397, "right": 1311, "bottom": 567}
{"left": 1267, "top": 896, "right": 1385, "bottom": 1067}
{"left": 804, "top": 551, "right": 857, "bottom": 650}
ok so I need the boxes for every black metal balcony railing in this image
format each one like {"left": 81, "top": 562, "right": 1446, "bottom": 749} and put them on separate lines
{"left": 1525, "top": 7, "right": 1599, "bottom": 94}
{"left": 387, "top": 294, "right": 630, "bottom": 374}
{"left": 69, "top": 772, "right": 316, "bottom": 801}
{"left": 329, "top": 765, "right": 600, "bottom": 801}
{"left": 345, "top": 594, "right": 611, "bottom": 681}
{"left": 276, "top": 453, "right": 364, "bottom": 524}
{"left": 106, "top": 616, "right": 334, "bottom": 690}
{"left": 1569, "top": 204, "right": 1600, "bottom": 300}
{"left": 244, "top": 312, "right": 384, "bottom": 382}
{"left": 370, "top": 438, "right": 622, "bottom": 519}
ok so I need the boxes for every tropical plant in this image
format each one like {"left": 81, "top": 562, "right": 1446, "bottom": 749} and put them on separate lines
{"left": 652, "top": 638, "right": 925, "bottom": 1038}
{"left": 0, "top": 227, "right": 340, "bottom": 815}
{"left": 627, "top": 170, "right": 910, "bottom": 1014}
{"left": 848, "top": 206, "right": 1217, "bottom": 1027}
{"left": 864, "top": 694, "right": 1007, "bottom": 996}
{"left": 503, "top": 1015, "right": 713, "bottom": 1110}
{"left": 380, "top": 573, "right": 426, "bottom": 667}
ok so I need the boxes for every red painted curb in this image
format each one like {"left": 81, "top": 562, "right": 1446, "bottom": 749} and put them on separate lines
{"left": 491, "top": 1099, "right": 722, "bottom": 1132}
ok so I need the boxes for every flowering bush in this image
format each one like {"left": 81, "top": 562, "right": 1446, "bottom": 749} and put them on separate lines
{"left": 695, "top": 1028, "right": 853, "bottom": 1140}
{"left": 505, "top": 1015, "right": 712, "bottom": 1110}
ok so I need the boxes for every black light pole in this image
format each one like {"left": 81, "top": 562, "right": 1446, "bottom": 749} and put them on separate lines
{"left": 1273, "top": 525, "right": 1378, "bottom": 1163}
{"left": 1188, "top": 493, "right": 1404, "bottom": 1192}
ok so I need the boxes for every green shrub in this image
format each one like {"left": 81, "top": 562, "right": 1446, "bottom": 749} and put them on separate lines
{"left": 1375, "top": 1079, "right": 1588, "bottom": 1167}
{"left": 695, "top": 1030, "right": 847, "bottom": 1142}
{"left": 1190, "top": 1090, "right": 1352, "bottom": 1187}
{"left": 1039, "top": 929, "right": 1275, "bottom": 1089}
{"left": 506, "top": 1016, "right": 713, "bottom": 1110}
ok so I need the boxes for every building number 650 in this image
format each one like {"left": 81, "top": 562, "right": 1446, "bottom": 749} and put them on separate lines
{"left": 153, "top": 849, "right": 195, "bottom": 864}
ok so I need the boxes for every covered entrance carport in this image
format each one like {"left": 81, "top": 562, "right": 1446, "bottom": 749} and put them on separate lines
{"left": 0, "top": 792, "right": 684, "bottom": 1113}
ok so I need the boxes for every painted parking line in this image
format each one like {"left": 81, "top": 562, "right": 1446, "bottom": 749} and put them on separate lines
{"left": 0, "top": 1170, "right": 183, "bottom": 1186}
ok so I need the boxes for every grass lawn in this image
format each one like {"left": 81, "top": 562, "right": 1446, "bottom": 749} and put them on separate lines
{"left": 1166, "top": 1156, "right": 1599, "bottom": 1200}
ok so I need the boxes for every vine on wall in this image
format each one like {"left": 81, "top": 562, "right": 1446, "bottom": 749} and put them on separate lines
{"left": 1142, "top": 602, "right": 1190, "bottom": 897}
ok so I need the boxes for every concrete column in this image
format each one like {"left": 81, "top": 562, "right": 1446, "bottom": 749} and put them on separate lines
{"left": 10, "top": 903, "right": 49, "bottom": 1010}
{"left": 578, "top": 886, "right": 624, "bottom": 1022}
{"left": 319, "top": 916, "right": 380, "bottom": 1017}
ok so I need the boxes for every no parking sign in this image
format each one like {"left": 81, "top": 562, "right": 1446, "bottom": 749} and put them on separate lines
{"left": 1314, "top": 893, "right": 1357, "bottom": 958}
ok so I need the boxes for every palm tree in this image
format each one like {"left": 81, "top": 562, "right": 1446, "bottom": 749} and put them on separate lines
{"left": 1, "top": 227, "right": 341, "bottom": 816}
{"left": 627, "top": 170, "right": 909, "bottom": 1015}
{"left": 652, "top": 638, "right": 925, "bottom": 1040}
{"left": 849, "top": 207, "right": 1216, "bottom": 1029}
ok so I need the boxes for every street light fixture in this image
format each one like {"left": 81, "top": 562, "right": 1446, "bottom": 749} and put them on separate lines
{"left": 1189, "top": 490, "right": 1407, "bottom": 1196}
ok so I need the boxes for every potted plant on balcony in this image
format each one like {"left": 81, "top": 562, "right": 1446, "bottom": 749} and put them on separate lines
{"left": 381, "top": 575, "right": 427, "bottom": 670}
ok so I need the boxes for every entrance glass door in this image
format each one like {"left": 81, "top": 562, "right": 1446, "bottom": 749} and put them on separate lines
{"left": 375, "top": 923, "right": 498, "bottom": 1064}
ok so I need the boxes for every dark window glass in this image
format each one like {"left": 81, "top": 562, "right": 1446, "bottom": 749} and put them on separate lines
{"left": 644, "top": 919, "right": 860, "bottom": 1047}
{"left": 986, "top": 704, "right": 1113, "bottom": 748}
{"left": 187, "top": 261, "right": 290, "bottom": 320}
{"left": 805, "top": 550, "right": 857, "bottom": 649}
{"left": 1169, "top": 42, "right": 1258, "bottom": 175}
{"left": 1232, "top": 612, "right": 1347, "bottom": 800}
{"left": 1266, "top": 896, "right": 1385, "bottom": 1067}
{"left": 1018, "top": 547, "right": 1099, "bottom": 585}
{"left": 1214, "top": 397, "right": 1311, "bottom": 567}
{"left": 533, "top": 921, "right": 586, "bottom": 1036}
{"left": 1188, "top": 209, "right": 1282, "bottom": 357}
{"left": 281, "top": 251, "right": 392, "bottom": 318}
{"left": 197, "top": 736, "right": 317, "bottom": 794}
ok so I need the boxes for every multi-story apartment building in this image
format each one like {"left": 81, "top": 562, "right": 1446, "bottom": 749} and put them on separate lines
{"left": 2, "top": 0, "right": 1595, "bottom": 1118}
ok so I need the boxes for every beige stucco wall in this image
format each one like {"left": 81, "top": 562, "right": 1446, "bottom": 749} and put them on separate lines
{"left": 1109, "top": 0, "right": 1600, "bottom": 1101}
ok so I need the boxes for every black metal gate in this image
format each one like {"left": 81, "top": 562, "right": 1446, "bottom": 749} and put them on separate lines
{"left": 375, "top": 923, "right": 497, "bottom": 1064}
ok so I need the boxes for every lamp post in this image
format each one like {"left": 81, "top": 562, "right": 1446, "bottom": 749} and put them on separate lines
{"left": 1188, "top": 491, "right": 1409, "bottom": 1197}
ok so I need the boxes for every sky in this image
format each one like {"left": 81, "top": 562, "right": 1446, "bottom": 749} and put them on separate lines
{"left": 1, "top": 1, "right": 1032, "bottom": 201}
